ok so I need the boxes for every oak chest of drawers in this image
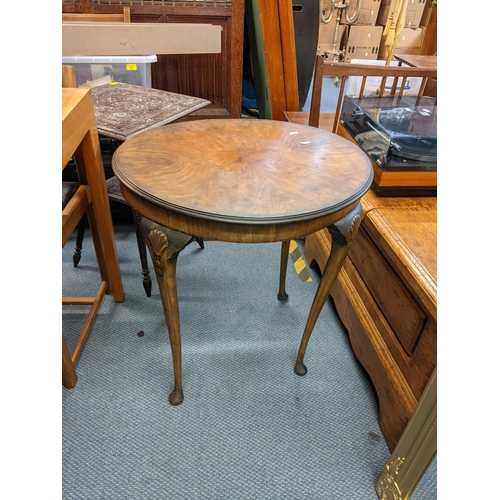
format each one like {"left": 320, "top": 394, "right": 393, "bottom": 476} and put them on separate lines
{"left": 304, "top": 189, "right": 437, "bottom": 451}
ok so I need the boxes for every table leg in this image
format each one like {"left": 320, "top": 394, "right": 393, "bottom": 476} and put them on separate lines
{"left": 278, "top": 240, "right": 291, "bottom": 301}
{"left": 74, "top": 132, "right": 124, "bottom": 303}
{"left": 294, "top": 203, "right": 362, "bottom": 376}
{"left": 140, "top": 217, "right": 194, "bottom": 405}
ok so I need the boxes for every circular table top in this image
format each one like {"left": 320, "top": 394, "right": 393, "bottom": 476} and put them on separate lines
{"left": 112, "top": 119, "right": 373, "bottom": 225}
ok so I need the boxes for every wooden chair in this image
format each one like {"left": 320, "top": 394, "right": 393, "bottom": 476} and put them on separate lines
{"left": 62, "top": 4, "right": 153, "bottom": 294}
{"left": 62, "top": 76, "right": 125, "bottom": 389}
{"left": 63, "top": 65, "right": 204, "bottom": 297}
{"left": 283, "top": 55, "right": 437, "bottom": 135}
{"left": 63, "top": 65, "right": 156, "bottom": 296}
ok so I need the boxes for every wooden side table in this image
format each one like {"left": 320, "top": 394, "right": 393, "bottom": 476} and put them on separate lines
{"left": 394, "top": 54, "right": 437, "bottom": 97}
{"left": 62, "top": 87, "right": 124, "bottom": 389}
{"left": 112, "top": 118, "right": 373, "bottom": 405}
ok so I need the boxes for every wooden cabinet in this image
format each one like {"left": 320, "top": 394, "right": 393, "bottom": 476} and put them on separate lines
{"left": 62, "top": 0, "right": 245, "bottom": 118}
{"left": 304, "top": 189, "right": 437, "bottom": 452}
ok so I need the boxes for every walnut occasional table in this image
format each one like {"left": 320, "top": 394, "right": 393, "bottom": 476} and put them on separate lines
{"left": 112, "top": 118, "right": 373, "bottom": 405}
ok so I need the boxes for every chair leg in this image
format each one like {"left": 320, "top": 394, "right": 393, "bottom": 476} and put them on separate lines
{"left": 196, "top": 237, "right": 205, "bottom": 249}
{"left": 73, "top": 214, "right": 87, "bottom": 267}
{"left": 132, "top": 209, "right": 153, "bottom": 297}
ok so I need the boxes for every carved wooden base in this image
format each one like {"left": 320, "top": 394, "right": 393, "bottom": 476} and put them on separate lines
{"left": 140, "top": 217, "right": 194, "bottom": 406}
{"left": 140, "top": 204, "right": 362, "bottom": 405}
{"left": 294, "top": 204, "right": 362, "bottom": 376}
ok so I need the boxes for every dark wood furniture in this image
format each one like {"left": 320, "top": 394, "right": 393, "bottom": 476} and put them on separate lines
{"left": 303, "top": 189, "right": 437, "bottom": 452}
{"left": 393, "top": 54, "right": 437, "bottom": 70}
{"left": 283, "top": 56, "right": 438, "bottom": 196}
{"left": 62, "top": 0, "right": 245, "bottom": 119}
{"left": 112, "top": 118, "right": 373, "bottom": 405}
{"left": 394, "top": 53, "right": 437, "bottom": 97}
{"left": 62, "top": 87, "right": 124, "bottom": 389}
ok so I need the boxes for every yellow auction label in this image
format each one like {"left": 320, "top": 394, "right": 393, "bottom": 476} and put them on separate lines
{"left": 289, "top": 240, "right": 313, "bottom": 282}
{"left": 126, "top": 64, "right": 137, "bottom": 71}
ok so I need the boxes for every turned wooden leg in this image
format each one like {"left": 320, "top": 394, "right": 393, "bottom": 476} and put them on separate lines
{"left": 140, "top": 217, "right": 193, "bottom": 405}
{"left": 278, "top": 240, "right": 291, "bottom": 301}
{"left": 72, "top": 214, "right": 87, "bottom": 267}
{"left": 62, "top": 335, "right": 78, "bottom": 389}
{"left": 132, "top": 209, "right": 153, "bottom": 297}
{"left": 294, "top": 204, "right": 362, "bottom": 376}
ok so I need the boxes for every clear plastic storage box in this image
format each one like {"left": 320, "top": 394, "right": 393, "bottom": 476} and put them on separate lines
{"left": 61, "top": 55, "right": 157, "bottom": 87}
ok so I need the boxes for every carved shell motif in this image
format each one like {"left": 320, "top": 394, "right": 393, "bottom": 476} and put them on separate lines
{"left": 148, "top": 229, "right": 169, "bottom": 276}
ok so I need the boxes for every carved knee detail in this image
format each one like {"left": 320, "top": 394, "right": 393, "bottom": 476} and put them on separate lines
{"left": 147, "top": 229, "right": 169, "bottom": 276}
{"left": 328, "top": 204, "right": 362, "bottom": 249}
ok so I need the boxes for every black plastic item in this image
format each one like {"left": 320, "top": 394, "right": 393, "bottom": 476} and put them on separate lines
{"left": 293, "top": 1, "right": 320, "bottom": 111}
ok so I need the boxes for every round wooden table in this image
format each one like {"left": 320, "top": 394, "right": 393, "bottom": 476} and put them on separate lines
{"left": 113, "top": 118, "right": 373, "bottom": 405}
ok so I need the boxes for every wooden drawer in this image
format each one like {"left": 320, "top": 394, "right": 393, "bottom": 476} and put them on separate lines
{"left": 348, "top": 226, "right": 427, "bottom": 355}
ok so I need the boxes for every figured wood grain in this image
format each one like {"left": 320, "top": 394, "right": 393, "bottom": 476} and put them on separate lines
{"left": 112, "top": 119, "right": 373, "bottom": 235}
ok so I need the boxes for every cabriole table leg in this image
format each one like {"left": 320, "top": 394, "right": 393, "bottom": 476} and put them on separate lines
{"left": 294, "top": 203, "right": 362, "bottom": 376}
{"left": 140, "top": 217, "right": 194, "bottom": 405}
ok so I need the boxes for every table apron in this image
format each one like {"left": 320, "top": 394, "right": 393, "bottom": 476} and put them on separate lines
{"left": 120, "top": 184, "right": 362, "bottom": 243}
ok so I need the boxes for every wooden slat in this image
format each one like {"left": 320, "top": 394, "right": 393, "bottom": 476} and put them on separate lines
{"left": 256, "top": 0, "right": 287, "bottom": 120}
{"left": 62, "top": 23, "right": 222, "bottom": 56}
{"left": 70, "top": 281, "right": 108, "bottom": 365}
{"left": 62, "top": 297, "right": 96, "bottom": 305}
{"left": 62, "top": 185, "right": 92, "bottom": 246}
{"left": 62, "top": 13, "right": 127, "bottom": 22}
{"left": 319, "top": 59, "right": 437, "bottom": 79}
{"left": 277, "top": 0, "right": 299, "bottom": 112}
